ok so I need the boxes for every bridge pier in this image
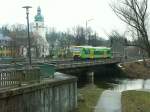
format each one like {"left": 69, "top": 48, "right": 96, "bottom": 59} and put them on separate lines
{"left": 87, "top": 71, "right": 94, "bottom": 84}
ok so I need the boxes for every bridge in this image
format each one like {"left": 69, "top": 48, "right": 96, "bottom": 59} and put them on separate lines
{"left": 0, "top": 57, "right": 121, "bottom": 72}
{"left": 0, "top": 57, "right": 127, "bottom": 112}
{"left": 0, "top": 57, "right": 122, "bottom": 87}
{"left": 45, "top": 58, "right": 121, "bottom": 84}
{"left": 48, "top": 58, "right": 121, "bottom": 71}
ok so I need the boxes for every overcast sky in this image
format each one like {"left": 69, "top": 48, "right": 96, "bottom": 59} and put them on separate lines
{"left": 0, "top": 0, "right": 127, "bottom": 38}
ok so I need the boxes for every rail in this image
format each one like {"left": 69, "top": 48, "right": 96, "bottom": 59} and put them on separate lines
{"left": 0, "top": 67, "right": 40, "bottom": 88}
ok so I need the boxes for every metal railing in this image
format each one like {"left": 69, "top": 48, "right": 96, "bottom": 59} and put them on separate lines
{"left": 55, "top": 58, "right": 121, "bottom": 70}
{"left": 0, "top": 67, "right": 40, "bottom": 88}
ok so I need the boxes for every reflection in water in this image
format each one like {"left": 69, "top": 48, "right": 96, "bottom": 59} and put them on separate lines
{"left": 112, "top": 79, "right": 150, "bottom": 92}
{"left": 95, "top": 79, "right": 150, "bottom": 112}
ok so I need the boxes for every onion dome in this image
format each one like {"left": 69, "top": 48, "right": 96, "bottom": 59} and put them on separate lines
{"left": 34, "top": 7, "right": 44, "bottom": 22}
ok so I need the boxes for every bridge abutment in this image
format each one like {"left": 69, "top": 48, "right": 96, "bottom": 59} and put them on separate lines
{"left": 0, "top": 73, "right": 77, "bottom": 112}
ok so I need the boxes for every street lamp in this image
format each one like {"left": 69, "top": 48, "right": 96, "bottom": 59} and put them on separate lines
{"left": 123, "top": 31, "right": 129, "bottom": 60}
{"left": 85, "top": 19, "right": 94, "bottom": 44}
{"left": 22, "top": 6, "right": 32, "bottom": 65}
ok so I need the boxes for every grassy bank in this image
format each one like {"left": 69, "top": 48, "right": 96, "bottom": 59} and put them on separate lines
{"left": 122, "top": 90, "right": 150, "bottom": 112}
{"left": 75, "top": 84, "right": 104, "bottom": 112}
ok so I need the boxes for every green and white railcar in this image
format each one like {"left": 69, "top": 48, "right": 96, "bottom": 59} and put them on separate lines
{"left": 93, "top": 47, "right": 112, "bottom": 59}
{"left": 71, "top": 46, "right": 112, "bottom": 60}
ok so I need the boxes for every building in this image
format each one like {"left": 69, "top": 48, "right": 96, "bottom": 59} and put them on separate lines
{"left": 0, "top": 33, "right": 18, "bottom": 57}
{"left": 33, "top": 7, "right": 49, "bottom": 57}
{"left": 0, "top": 7, "right": 49, "bottom": 58}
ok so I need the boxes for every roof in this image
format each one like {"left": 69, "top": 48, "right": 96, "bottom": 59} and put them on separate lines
{"left": 71, "top": 45, "right": 92, "bottom": 48}
{"left": 0, "top": 34, "right": 12, "bottom": 41}
{"left": 71, "top": 46, "right": 110, "bottom": 49}
{"left": 93, "top": 46, "right": 110, "bottom": 49}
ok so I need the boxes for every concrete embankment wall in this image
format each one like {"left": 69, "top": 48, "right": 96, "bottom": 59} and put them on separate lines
{"left": 0, "top": 73, "right": 77, "bottom": 112}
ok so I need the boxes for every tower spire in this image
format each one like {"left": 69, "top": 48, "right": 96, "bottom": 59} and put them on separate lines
{"left": 37, "top": 6, "right": 41, "bottom": 15}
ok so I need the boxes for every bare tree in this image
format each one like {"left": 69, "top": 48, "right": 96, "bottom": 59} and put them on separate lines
{"left": 107, "top": 30, "right": 127, "bottom": 57}
{"left": 46, "top": 28, "right": 59, "bottom": 57}
{"left": 72, "top": 26, "right": 86, "bottom": 45}
{"left": 110, "top": 0, "right": 150, "bottom": 57}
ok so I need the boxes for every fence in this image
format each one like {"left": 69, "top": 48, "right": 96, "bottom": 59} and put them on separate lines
{"left": 0, "top": 74, "right": 77, "bottom": 112}
{"left": 0, "top": 67, "right": 40, "bottom": 88}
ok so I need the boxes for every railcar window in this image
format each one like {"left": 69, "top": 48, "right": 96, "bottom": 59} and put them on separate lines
{"left": 94, "top": 50, "right": 104, "bottom": 55}
{"left": 83, "top": 49, "right": 90, "bottom": 54}
{"left": 94, "top": 51, "right": 100, "bottom": 55}
{"left": 107, "top": 50, "right": 111, "bottom": 54}
{"left": 100, "top": 51, "right": 104, "bottom": 55}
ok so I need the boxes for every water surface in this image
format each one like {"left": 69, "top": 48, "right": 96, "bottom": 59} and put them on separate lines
{"left": 95, "top": 79, "right": 150, "bottom": 112}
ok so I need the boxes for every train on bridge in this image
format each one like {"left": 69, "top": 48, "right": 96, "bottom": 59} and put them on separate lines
{"left": 71, "top": 46, "right": 112, "bottom": 60}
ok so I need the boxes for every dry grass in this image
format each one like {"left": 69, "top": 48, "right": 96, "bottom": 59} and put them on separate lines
{"left": 121, "top": 60, "right": 150, "bottom": 78}
{"left": 122, "top": 90, "right": 150, "bottom": 112}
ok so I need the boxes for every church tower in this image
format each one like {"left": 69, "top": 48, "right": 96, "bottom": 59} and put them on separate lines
{"left": 34, "top": 7, "right": 49, "bottom": 57}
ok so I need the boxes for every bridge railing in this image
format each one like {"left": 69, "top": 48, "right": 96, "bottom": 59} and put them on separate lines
{"left": 0, "top": 67, "right": 40, "bottom": 88}
{"left": 55, "top": 58, "right": 121, "bottom": 69}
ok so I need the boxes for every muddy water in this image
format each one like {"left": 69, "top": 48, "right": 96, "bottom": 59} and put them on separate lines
{"left": 94, "top": 79, "right": 150, "bottom": 112}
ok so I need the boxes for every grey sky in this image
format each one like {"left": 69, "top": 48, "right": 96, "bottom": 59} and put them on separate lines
{"left": 0, "top": 0, "right": 126, "bottom": 38}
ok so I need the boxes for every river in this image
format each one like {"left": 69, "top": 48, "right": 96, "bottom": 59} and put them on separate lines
{"left": 94, "top": 79, "right": 150, "bottom": 112}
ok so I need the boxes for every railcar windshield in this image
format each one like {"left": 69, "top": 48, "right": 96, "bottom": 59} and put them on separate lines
{"left": 71, "top": 46, "right": 82, "bottom": 53}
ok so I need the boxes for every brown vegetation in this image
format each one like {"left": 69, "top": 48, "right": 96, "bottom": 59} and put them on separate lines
{"left": 121, "top": 60, "right": 150, "bottom": 79}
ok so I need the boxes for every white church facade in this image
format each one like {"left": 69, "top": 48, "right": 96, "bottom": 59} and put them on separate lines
{"left": 32, "top": 7, "right": 49, "bottom": 58}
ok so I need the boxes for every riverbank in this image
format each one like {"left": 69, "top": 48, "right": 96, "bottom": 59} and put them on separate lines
{"left": 75, "top": 84, "right": 104, "bottom": 112}
{"left": 120, "top": 59, "right": 150, "bottom": 79}
{"left": 122, "top": 90, "right": 150, "bottom": 112}
{"left": 121, "top": 59, "right": 150, "bottom": 112}
{"left": 76, "top": 59, "right": 150, "bottom": 112}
